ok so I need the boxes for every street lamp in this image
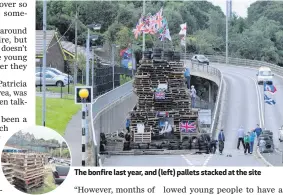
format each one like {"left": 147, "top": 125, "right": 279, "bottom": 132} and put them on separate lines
{"left": 86, "top": 23, "right": 101, "bottom": 86}
{"left": 89, "top": 35, "right": 99, "bottom": 93}
{"left": 85, "top": 24, "right": 100, "bottom": 145}
{"left": 111, "top": 44, "right": 119, "bottom": 90}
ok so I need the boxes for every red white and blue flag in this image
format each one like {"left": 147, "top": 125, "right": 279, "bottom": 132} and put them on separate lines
{"left": 155, "top": 91, "right": 165, "bottom": 99}
{"left": 133, "top": 7, "right": 171, "bottom": 41}
{"left": 180, "top": 121, "right": 196, "bottom": 133}
{"left": 264, "top": 83, "right": 277, "bottom": 94}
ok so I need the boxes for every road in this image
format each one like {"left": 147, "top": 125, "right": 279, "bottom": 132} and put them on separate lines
{"left": 102, "top": 63, "right": 283, "bottom": 166}
{"left": 211, "top": 63, "right": 283, "bottom": 166}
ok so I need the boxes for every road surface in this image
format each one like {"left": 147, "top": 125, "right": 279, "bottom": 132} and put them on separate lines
{"left": 211, "top": 63, "right": 283, "bottom": 166}
{"left": 102, "top": 63, "right": 283, "bottom": 166}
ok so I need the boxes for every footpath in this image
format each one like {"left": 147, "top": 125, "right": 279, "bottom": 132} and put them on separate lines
{"left": 64, "top": 110, "right": 82, "bottom": 166}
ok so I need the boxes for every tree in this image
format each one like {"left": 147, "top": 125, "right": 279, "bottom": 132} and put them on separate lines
{"left": 62, "top": 142, "right": 67, "bottom": 148}
{"left": 77, "top": 52, "right": 86, "bottom": 84}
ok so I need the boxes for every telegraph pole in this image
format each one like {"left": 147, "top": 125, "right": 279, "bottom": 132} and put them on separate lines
{"left": 74, "top": 4, "right": 78, "bottom": 86}
{"left": 42, "top": 0, "right": 47, "bottom": 126}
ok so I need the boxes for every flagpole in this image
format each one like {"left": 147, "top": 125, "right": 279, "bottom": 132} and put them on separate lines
{"left": 184, "top": 23, "right": 187, "bottom": 64}
{"left": 263, "top": 81, "right": 266, "bottom": 129}
{"left": 142, "top": 0, "right": 145, "bottom": 59}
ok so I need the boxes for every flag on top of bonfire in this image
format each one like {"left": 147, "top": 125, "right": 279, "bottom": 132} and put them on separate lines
{"left": 179, "top": 23, "right": 187, "bottom": 46}
{"left": 133, "top": 7, "right": 171, "bottom": 41}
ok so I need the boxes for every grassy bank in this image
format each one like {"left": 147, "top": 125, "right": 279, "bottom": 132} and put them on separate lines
{"left": 30, "top": 171, "right": 56, "bottom": 194}
{"left": 36, "top": 97, "right": 80, "bottom": 135}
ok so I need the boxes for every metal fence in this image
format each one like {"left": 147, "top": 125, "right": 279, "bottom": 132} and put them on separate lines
{"left": 36, "top": 65, "right": 133, "bottom": 100}
{"left": 185, "top": 54, "right": 283, "bottom": 76}
{"left": 183, "top": 58, "right": 223, "bottom": 138}
{"left": 87, "top": 81, "right": 134, "bottom": 166}
{"left": 184, "top": 54, "right": 283, "bottom": 138}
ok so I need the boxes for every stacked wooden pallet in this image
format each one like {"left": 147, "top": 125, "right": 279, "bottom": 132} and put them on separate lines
{"left": 130, "top": 58, "right": 198, "bottom": 143}
{"left": 1, "top": 153, "right": 12, "bottom": 163}
{"left": 2, "top": 163, "right": 14, "bottom": 185}
{"left": 11, "top": 153, "right": 45, "bottom": 192}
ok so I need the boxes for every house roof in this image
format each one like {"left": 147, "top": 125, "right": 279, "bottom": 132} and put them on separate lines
{"left": 36, "top": 30, "right": 67, "bottom": 61}
{"left": 61, "top": 41, "right": 110, "bottom": 63}
{"left": 61, "top": 41, "right": 87, "bottom": 57}
{"left": 36, "top": 30, "right": 56, "bottom": 56}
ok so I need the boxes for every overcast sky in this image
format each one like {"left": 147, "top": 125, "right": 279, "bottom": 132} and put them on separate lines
{"left": 19, "top": 126, "right": 66, "bottom": 144}
{"left": 208, "top": 0, "right": 258, "bottom": 18}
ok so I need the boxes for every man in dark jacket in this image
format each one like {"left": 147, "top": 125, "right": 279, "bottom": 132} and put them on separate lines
{"left": 218, "top": 129, "right": 225, "bottom": 154}
{"left": 210, "top": 140, "right": 218, "bottom": 154}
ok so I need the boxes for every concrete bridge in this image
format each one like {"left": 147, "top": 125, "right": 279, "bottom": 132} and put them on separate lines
{"left": 72, "top": 55, "right": 283, "bottom": 167}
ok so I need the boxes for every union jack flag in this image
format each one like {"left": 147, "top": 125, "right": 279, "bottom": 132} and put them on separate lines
{"left": 155, "top": 91, "right": 165, "bottom": 99}
{"left": 180, "top": 121, "right": 196, "bottom": 133}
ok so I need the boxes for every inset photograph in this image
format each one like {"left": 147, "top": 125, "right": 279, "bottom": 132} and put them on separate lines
{"left": 1, "top": 126, "right": 71, "bottom": 194}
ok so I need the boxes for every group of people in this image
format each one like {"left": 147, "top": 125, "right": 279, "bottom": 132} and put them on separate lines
{"left": 237, "top": 124, "right": 264, "bottom": 154}
{"left": 214, "top": 124, "right": 264, "bottom": 155}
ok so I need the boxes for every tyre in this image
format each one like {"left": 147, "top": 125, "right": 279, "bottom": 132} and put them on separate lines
{"left": 207, "top": 62, "right": 209, "bottom": 65}
{"left": 56, "top": 81, "right": 64, "bottom": 87}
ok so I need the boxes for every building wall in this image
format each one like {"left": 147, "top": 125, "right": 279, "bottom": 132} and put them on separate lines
{"left": 36, "top": 36, "right": 65, "bottom": 73}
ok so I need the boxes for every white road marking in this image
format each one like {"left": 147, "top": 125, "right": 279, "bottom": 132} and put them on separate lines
{"left": 180, "top": 154, "right": 194, "bottom": 166}
{"left": 202, "top": 154, "right": 213, "bottom": 166}
{"left": 201, "top": 76, "right": 227, "bottom": 166}
{"left": 219, "top": 69, "right": 274, "bottom": 166}
{"left": 252, "top": 77, "right": 264, "bottom": 127}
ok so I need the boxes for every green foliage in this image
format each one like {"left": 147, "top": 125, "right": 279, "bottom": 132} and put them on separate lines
{"left": 120, "top": 75, "right": 132, "bottom": 85}
{"left": 36, "top": 1, "right": 283, "bottom": 65}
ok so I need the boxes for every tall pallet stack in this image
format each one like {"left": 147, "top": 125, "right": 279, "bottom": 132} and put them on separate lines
{"left": 11, "top": 153, "right": 45, "bottom": 192}
{"left": 1, "top": 153, "right": 12, "bottom": 163}
{"left": 2, "top": 163, "right": 14, "bottom": 185}
{"left": 130, "top": 55, "right": 198, "bottom": 143}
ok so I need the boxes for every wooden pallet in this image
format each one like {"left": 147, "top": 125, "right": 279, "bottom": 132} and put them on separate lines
{"left": 2, "top": 163, "right": 14, "bottom": 184}
{"left": 134, "top": 133, "right": 151, "bottom": 143}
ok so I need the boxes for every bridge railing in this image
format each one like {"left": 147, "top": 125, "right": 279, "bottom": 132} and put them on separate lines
{"left": 88, "top": 81, "right": 135, "bottom": 166}
{"left": 184, "top": 54, "right": 283, "bottom": 76}
{"left": 184, "top": 53, "right": 283, "bottom": 138}
{"left": 183, "top": 58, "right": 223, "bottom": 138}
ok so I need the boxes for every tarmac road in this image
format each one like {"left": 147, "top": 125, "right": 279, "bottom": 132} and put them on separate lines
{"left": 102, "top": 63, "right": 283, "bottom": 166}
{"left": 209, "top": 64, "right": 283, "bottom": 166}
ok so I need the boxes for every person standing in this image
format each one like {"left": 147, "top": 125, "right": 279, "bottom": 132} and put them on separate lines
{"left": 244, "top": 133, "right": 250, "bottom": 154}
{"left": 237, "top": 126, "right": 245, "bottom": 150}
{"left": 184, "top": 68, "right": 190, "bottom": 89}
{"left": 249, "top": 130, "right": 256, "bottom": 154}
{"left": 254, "top": 124, "right": 262, "bottom": 137}
{"left": 218, "top": 129, "right": 225, "bottom": 154}
{"left": 190, "top": 85, "right": 196, "bottom": 108}
{"left": 126, "top": 118, "right": 130, "bottom": 133}
{"left": 210, "top": 140, "right": 218, "bottom": 154}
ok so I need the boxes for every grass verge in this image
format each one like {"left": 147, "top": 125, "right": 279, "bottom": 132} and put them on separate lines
{"left": 36, "top": 97, "right": 80, "bottom": 135}
{"left": 36, "top": 84, "right": 83, "bottom": 94}
{"left": 30, "top": 171, "right": 56, "bottom": 194}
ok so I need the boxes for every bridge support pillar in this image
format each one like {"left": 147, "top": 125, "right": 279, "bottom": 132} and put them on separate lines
{"left": 208, "top": 81, "right": 213, "bottom": 103}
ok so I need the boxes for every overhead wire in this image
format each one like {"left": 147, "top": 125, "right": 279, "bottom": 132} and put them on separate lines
{"left": 47, "top": 19, "right": 75, "bottom": 50}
